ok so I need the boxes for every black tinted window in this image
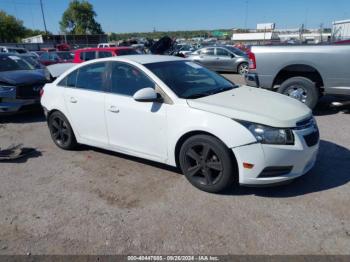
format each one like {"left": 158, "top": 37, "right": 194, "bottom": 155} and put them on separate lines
{"left": 116, "top": 49, "right": 138, "bottom": 56}
{"left": 216, "top": 48, "right": 230, "bottom": 56}
{"left": 82, "top": 51, "right": 96, "bottom": 61}
{"left": 58, "top": 69, "right": 78, "bottom": 87}
{"left": 110, "top": 62, "right": 155, "bottom": 96}
{"left": 76, "top": 62, "right": 108, "bottom": 91}
{"left": 98, "top": 51, "right": 113, "bottom": 58}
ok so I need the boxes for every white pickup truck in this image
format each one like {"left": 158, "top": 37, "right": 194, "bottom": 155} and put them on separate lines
{"left": 245, "top": 45, "right": 350, "bottom": 108}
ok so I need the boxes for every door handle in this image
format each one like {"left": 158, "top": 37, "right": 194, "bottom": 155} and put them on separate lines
{"left": 108, "top": 106, "right": 120, "bottom": 113}
{"left": 70, "top": 97, "right": 77, "bottom": 103}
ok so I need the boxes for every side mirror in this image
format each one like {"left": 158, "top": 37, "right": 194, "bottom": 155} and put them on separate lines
{"left": 230, "top": 53, "right": 235, "bottom": 58}
{"left": 133, "top": 88, "right": 163, "bottom": 103}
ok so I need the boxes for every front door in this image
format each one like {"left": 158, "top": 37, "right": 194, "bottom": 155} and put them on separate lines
{"left": 105, "top": 62, "right": 168, "bottom": 161}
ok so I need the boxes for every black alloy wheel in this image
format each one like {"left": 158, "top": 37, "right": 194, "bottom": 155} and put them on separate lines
{"left": 48, "top": 111, "right": 77, "bottom": 150}
{"left": 179, "top": 135, "right": 235, "bottom": 193}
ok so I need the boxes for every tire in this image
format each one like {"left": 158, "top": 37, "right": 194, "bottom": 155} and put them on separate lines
{"left": 179, "top": 134, "right": 235, "bottom": 193}
{"left": 237, "top": 63, "right": 249, "bottom": 75}
{"left": 277, "top": 77, "right": 319, "bottom": 109}
{"left": 48, "top": 111, "right": 77, "bottom": 150}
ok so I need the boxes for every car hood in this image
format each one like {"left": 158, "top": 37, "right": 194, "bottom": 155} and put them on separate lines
{"left": 0, "top": 70, "right": 46, "bottom": 86}
{"left": 186, "top": 86, "right": 312, "bottom": 128}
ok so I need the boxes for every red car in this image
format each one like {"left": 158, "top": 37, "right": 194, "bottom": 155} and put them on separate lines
{"left": 73, "top": 47, "right": 138, "bottom": 63}
{"left": 39, "top": 51, "right": 74, "bottom": 66}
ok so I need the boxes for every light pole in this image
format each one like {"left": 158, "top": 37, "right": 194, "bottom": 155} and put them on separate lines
{"left": 40, "top": 0, "right": 48, "bottom": 35}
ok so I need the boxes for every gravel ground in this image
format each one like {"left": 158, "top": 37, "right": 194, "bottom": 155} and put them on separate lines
{"left": 0, "top": 74, "right": 349, "bottom": 255}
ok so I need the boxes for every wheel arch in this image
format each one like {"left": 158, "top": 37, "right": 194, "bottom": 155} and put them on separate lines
{"left": 236, "top": 61, "right": 249, "bottom": 72}
{"left": 174, "top": 130, "right": 238, "bottom": 171}
{"left": 273, "top": 64, "right": 324, "bottom": 90}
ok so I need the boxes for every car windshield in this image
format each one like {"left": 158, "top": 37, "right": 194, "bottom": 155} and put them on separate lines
{"left": 8, "top": 48, "right": 27, "bottom": 54}
{"left": 20, "top": 56, "right": 42, "bottom": 68}
{"left": 144, "top": 61, "right": 238, "bottom": 99}
{"left": 0, "top": 55, "right": 35, "bottom": 72}
{"left": 57, "top": 52, "right": 74, "bottom": 60}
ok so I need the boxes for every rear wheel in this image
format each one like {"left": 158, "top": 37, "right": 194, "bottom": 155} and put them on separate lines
{"left": 278, "top": 77, "right": 319, "bottom": 109}
{"left": 238, "top": 63, "right": 249, "bottom": 75}
{"left": 179, "top": 135, "right": 235, "bottom": 193}
{"left": 48, "top": 111, "right": 77, "bottom": 150}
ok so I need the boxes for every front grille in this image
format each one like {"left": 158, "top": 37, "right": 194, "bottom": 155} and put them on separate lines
{"left": 16, "top": 84, "right": 44, "bottom": 99}
{"left": 258, "top": 166, "right": 293, "bottom": 178}
{"left": 303, "top": 130, "right": 320, "bottom": 147}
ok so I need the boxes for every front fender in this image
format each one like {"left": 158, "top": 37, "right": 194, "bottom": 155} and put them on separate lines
{"left": 166, "top": 104, "right": 256, "bottom": 166}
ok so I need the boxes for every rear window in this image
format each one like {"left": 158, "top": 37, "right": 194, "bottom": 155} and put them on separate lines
{"left": 116, "top": 49, "right": 138, "bottom": 56}
{"left": 0, "top": 55, "right": 34, "bottom": 72}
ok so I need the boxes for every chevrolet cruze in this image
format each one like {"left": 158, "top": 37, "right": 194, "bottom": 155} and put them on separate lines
{"left": 41, "top": 55, "right": 319, "bottom": 193}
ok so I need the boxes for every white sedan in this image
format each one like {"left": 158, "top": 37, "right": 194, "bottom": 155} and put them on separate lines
{"left": 41, "top": 55, "right": 319, "bottom": 193}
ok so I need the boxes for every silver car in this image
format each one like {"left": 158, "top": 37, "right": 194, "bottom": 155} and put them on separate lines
{"left": 188, "top": 46, "right": 249, "bottom": 75}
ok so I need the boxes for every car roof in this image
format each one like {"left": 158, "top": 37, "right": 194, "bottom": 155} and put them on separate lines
{"left": 112, "top": 54, "right": 185, "bottom": 64}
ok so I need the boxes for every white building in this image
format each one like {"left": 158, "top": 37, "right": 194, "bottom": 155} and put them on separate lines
{"left": 332, "top": 19, "right": 350, "bottom": 41}
{"left": 231, "top": 32, "right": 279, "bottom": 45}
{"left": 22, "top": 35, "right": 44, "bottom": 44}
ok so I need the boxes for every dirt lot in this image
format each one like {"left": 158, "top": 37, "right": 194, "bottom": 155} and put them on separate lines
{"left": 0, "top": 74, "right": 349, "bottom": 255}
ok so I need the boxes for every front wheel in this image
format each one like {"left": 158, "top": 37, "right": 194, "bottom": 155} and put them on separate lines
{"left": 179, "top": 135, "right": 235, "bottom": 193}
{"left": 238, "top": 63, "right": 249, "bottom": 75}
{"left": 278, "top": 77, "right": 319, "bottom": 109}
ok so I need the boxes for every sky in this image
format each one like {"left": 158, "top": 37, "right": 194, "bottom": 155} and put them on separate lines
{"left": 1, "top": 0, "right": 350, "bottom": 34}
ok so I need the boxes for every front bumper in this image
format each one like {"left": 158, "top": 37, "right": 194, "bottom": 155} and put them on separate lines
{"left": 0, "top": 85, "right": 42, "bottom": 114}
{"left": 0, "top": 98, "right": 40, "bottom": 113}
{"left": 232, "top": 127, "right": 319, "bottom": 186}
{"left": 245, "top": 73, "right": 259, "bottom": 88}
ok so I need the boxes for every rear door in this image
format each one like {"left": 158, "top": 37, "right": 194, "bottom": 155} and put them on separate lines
{"left": 62, "top": 62, "right": 109, "bottom": 146}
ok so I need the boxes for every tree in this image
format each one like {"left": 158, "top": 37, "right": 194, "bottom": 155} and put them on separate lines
{"left": 0, "top": 10, "right": 26, "bottom": 42}
{"left": 60, "top": 0, "right": 103, "bottom": 35}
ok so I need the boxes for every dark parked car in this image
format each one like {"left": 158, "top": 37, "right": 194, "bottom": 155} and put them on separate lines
{"left": 0, "top": 53, "right": 50, "bottom": 114}
{"left": 39, "top": 51, "right": 74, "bottom": 66}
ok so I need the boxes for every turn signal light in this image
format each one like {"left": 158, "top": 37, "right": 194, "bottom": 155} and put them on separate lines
{"left": 243, "top": 162, "right": 254, "bottom": 169}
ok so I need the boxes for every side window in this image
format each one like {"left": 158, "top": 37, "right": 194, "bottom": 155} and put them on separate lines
{"left": 98, "top": 51, "right": 113, "bottom": 58}
{"left": 110, "top": 62, "right": 155, "bottom": 96}
{"left": 49, "top": 53, "right": 59, "bottom": 61}
{"left": 58, "top": 69, "right": 78, "bottom": 88}
{"left": 216, "top": 48, "right": 230, "bottom": 57}
{"left": 201, "top": 48, "right": 214, "bottom": 56}
{"left": 40, "top": 52, "right": 49, "bottom": 60}
{"left": 80, "top": 51, "right": 96, "bottom": 61}
{"left": 76, "top": 62, "right": 108, "bottom": 92}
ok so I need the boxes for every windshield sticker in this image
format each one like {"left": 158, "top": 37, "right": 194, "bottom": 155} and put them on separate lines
{"left": 186, "top": 62, "right": 202, "bottom": 69}
{"left": 8, "top": 56, "right": 21, "bottom": 60}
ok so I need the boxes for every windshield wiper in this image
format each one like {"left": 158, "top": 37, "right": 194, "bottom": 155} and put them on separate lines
{"left": 185, "top": 86, "right": 237, "bottom": 99}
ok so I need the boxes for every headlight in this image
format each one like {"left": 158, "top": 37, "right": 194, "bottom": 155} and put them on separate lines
{"left": 0, "top": 85, "right": 15, "bottom": 92}
{"left": 238, "top": 121, "right": 294, "bottom": 145}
